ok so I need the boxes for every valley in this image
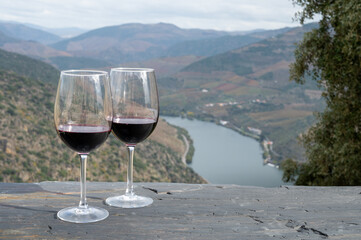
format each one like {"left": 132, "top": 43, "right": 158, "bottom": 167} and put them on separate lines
{"left": 0, "top": 21, "right": 325, "bottom": 183}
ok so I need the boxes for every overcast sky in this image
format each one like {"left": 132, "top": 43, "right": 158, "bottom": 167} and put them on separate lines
{"left": 0, "top": 0, "right": 313, "bottom": 31}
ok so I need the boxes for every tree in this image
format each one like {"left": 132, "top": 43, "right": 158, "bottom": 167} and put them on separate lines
{"left": 281, "top": 158, "right": 299, "bottom": 183}
{"left": 289, "top": 0, "right": 361, "bottom": 185}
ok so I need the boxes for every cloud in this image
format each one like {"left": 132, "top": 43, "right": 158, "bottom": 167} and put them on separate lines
{"left": 0, "top": 0, "right": 305, "bottom": 31}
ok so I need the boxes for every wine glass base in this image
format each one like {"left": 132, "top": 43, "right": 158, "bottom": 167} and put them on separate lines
{"left": 105, "top": 194, "right": 153, "bottom": 208}
{"left": 57, "top": 206, "right": 109, "bottom": 223}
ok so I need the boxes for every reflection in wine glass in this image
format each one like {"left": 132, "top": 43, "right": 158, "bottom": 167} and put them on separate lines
{"left": 54, "top": 70, "right": 112, "bottom": 223}
{"left": 106, "top": 68, "right": 159, "bottom": 208}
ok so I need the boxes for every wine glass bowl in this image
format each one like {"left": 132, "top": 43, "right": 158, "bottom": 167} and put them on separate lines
{"left": 106, "top": 68, "right": 159, "bottom": 208}
{"left": 54, "top": 70, "right": 112, "bottom": 223}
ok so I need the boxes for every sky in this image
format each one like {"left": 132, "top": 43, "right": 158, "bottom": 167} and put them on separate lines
{"left": 0, "top": 0, "right": 312, "bottom": 32}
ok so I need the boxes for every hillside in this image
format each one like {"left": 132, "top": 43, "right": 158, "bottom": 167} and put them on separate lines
{"left": 50, "top": 23, "right": 231, "bottom": 63}
{"left": 0, "top": 29, "right": 71, "bottom": 63}
{"left": 0, "top": 50, "right": 204, "bottom": 184}
{"left": 1, "top": 41, "right": 71, "bottom": 60}
{"left": 163, "top": 35, "right": 260, "bottom": 57}
{"left": 0, "top": 21, "right": 62, "bottom": 44}
{"left": 23, "top": 23, "right": 87, "bottom": 38}
{"left": 0, "top": 24, "right": 109, "bottom": 69}
{"left": 0, "top": 30, "right": 18, "bottom": 45}
{"left": 119, "top": 55, "right": 203, "bottom": 77}
{"left": 163, "top": 27, "right": 291, "bottom": 57}
{"left": 182, "top": 24, "right": 316, "bottom": 74}
{"left": 0, "top": 48, "right": 60, "bottom": 85}
{"left": 158, "top": 23, "right": 323, "bottom": 162}
{"left": 48, "top": 56, "right": 112, "bottom": 70}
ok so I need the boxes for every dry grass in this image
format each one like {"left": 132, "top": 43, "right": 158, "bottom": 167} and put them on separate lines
{"left": 215, "top": 83, "right": 239, "bottom": 92}
{"left": 227, "top": 86, "right": 278, "bottom": 96}
{"left": 201, "top": 81, "right": 223, "bottom": 89}
{"left": 226, "top": 74, "right": 247, "bottom": 84}
{"left": 246, "top": 79, "right": 259, "bottom": 86}
{"left": 125, "top": 55, "right": 202, "bottom": 76}
{"left": 227, "top": 86, "right": 254, "bottom": 96}
{"left": 249, "top": 106, "right": 313, "bottom": 127}
{"left": 205, "top": 106, "right": 229, "bottom": 117}
{"left": 150, "top": 118, "right": 185, "bottom": 155}
{"left": 249, "top": 60, "right": 290, "bottom": 78}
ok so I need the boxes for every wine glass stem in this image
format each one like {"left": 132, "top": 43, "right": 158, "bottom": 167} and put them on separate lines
{"left": 79, "top": 154, "right": 88, "bottom": 209}
{"left": 125, "top": 146, "right": 135, "bottom": 196}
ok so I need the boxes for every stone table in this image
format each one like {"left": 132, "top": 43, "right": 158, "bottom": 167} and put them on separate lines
{"left": 0, "top": 182, "right": 361, "bottom": 239}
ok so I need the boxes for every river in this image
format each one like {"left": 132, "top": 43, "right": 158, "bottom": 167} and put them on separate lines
{"left": 163, "top": 116, "right": 286, "bottom": 187}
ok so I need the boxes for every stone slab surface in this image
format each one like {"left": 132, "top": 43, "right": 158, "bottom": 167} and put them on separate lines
{"left": 0, "top": 182, "right": 361, "bottom": 239}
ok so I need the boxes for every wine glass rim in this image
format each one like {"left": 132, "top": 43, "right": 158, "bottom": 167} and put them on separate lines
{"left": 61, "top": 69, "right": 108, "bottom": 76}
{"left": 111, "top": 67, "right": 154, "bottom": 73}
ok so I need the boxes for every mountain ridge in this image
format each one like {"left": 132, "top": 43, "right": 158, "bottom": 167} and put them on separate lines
{"left": 163, "top": 26, "right": 292, "bottom": 57}
{"left": 49, "top": 22, "right": 233, "bottom": 63}
{"left": 0, "top": 21, "right": 62, "bottom": 44}
{"left": 0, "top": 21, "right": 304, "bottom": 71}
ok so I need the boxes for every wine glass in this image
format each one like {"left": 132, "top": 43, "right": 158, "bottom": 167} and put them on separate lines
{"left": 54, "top": 70, "right": 112, "bottom": 223}
{"left": 106, "top": 68, "right": 159, "bottom": 208}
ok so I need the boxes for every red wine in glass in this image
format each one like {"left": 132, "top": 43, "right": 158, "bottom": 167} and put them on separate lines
{"left": 111, "top": 118, "right": 157, "bottom": 146}
{"left": 57, "top": 125, "right": 111, "bottom": 153}
{"left": 54, "top": 70, "right": 112, "bottom": 223}
{"left": 106, "top": 68, "right": 159, "bottom": 208}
